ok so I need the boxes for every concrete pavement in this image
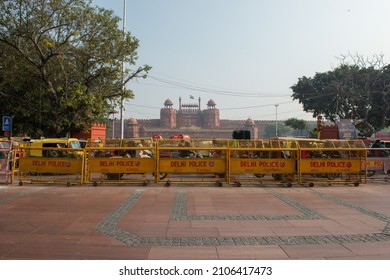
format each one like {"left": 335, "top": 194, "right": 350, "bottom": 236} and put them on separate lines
{"left": 1, "top": 182, "right": 390, "bottom": 259}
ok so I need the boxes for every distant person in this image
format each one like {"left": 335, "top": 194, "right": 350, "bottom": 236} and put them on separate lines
{"left": 379, "top": 141, "right": 389, "bottom": 157}
{"left": 178, "top": 140, "right": 192, "bottom": 158}
{"left": 371, "top": 139, "right": 381, "bottom": 157}
{"left": 137, "top": 139, "right": 152, "bottom": 158}
{"left": 371, "top": 140, "right": 381, "bottom": 148}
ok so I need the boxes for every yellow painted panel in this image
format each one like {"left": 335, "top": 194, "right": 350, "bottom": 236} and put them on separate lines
{"left": 159, "top": 158, "right": 226, "bottom": 173}
{"left": 19, "top": 158, "right": 82, "bottom": 174}
{"left": 364, "top": 159, "right": 384, "bottom": 168}
{"left": 87, "top": 158, "right": 155, "bottom": 173}
{"left": 230, "top": 158, "right": 296, "bottom": 174}
{"left": 300, "top": 158, "right": 361, "bottom": 173}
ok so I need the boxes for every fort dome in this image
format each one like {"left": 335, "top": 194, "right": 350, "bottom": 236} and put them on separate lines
{"left": 164, "top": 98, "right": 173, "bottom": 106}
{"left": 128, "top": 117, "right": 138, "bottom": 125}
{"left": 245, "top": 117, "right": 255, "bottom": 126}
{"left": 207, "top": 99, "right": 216, "bottom": 107}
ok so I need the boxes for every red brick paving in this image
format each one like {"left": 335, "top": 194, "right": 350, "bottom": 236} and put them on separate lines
{"left": 1, "top": 183, "right": 390, "bottom": 260}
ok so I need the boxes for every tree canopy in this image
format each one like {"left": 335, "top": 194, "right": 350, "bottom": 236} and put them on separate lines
{"left": 0, "top": 0, "right": 150, "bottom": 137}
{"left": 290, "top": 55, "right": 390, "bottom": 138}
{"left": 264, "top": 123, "right": 292, "bottom": 138}
{"left": 284, "top": 118, "right": 306, "bottom": 136}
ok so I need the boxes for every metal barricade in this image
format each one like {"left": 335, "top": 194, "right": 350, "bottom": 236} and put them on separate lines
{"left": 228, "top": 139, "right": 298, "bottom": 187}
{"left": 298, "top": 139, "right": 367, "bottom": 187}
{"left": 17, "top": 146, "right": 85, "bottom": 186}
{"left": 156, "top": 139, "right": 229, "bottom": 186}
{"left": 84, "top": 138, "right": 156, "bottom": 186}
{"left": 0, "top": 139, "right": 14, "bottom": 184}
{"left": 363, "top": 148, "right": 390, "bottom": 181}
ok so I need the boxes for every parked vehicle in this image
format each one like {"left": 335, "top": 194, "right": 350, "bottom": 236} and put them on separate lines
{"left": 27, "top": 138, "right": 83, "bottom": 158}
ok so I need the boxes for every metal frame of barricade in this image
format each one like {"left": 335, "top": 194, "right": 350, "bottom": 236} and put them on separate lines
{"left": 3, "top": 137, "right": 372, "bottom": 187}
{"left": 0, "top": 139, "right": 14, "bottom": 184}
{"left": 156, "top": 138, "right": 229, "bottom": 186}
{"left": 363, "top": 148, "right": 390, "bottom": 181}
{"left": 84, "top": 138, "right": 156, "bottom": 186}
{"left": 16, "top": 146, "right": 85, "bottom": 186}
{"left": 228, "top": 139, "right": 298, "bottom": 187}
{"left": 297, "top": 139, "right": 367, "bottom": 187}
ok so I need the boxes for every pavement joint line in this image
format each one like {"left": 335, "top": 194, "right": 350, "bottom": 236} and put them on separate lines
{"left": 310, "top": 188, "right": 390, "bottom": 236}
{"left": 171, "top": 188, "right": 325, "bottom": 221}
{"left": 95, "top": 187, "right": 390, "bottom": 247}
{"left": 310, "top": 188, "right": 390, "bottom": 223}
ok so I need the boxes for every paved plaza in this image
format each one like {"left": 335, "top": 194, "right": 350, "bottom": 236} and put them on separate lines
{"left": 1, "top": 182, "right": 390, "bottom": 260}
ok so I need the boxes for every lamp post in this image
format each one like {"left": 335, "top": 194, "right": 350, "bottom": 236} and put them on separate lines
{"left": 110, "top": 110, "right": 118, "bottom": 138}
{"left": 275, "top": 104, "right": 279, "bottom": 137}
{"left": 119, "top": 0, "right": 126, "bottom": 139}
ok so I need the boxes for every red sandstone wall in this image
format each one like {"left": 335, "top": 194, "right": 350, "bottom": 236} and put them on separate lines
{"left": 72, "top": 123, "right": 106, "bottom": 139}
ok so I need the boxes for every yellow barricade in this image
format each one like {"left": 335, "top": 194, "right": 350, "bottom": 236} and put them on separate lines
{"left": 5, "top": 137, "right": 371, "bottom": 187}
{"left": 297, "top": 139, "right": 367, "bottom": 187}
{"left": 363, "top": 148, "right": 390, "bottom": 178}
{"left": 84, "top": 138, "right": 156, "bottom": 185}
{"left": 17, "top": 146, "right": 84, "bottom": 186}
{"left": 156, "top": 138, "right": 229, "bottom": 186}
{"left": 228, "top": 139, "right": 298, "bottom": 187}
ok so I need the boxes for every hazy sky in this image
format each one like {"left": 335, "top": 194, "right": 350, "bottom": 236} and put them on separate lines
{"left": 92, "top": 0, "right": 390, "bottom": 121}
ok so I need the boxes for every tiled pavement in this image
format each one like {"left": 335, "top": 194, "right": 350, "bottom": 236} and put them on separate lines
{"left": 1, "top": 183, "right": 390, "bottom": 260}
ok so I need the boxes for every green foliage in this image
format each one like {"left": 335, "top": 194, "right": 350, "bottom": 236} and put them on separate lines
{"left": 291, "top": 55, "right": 390, "bottom": 137}
{"left": 263, "top": 123, "right": 293, "bottom": 138}
{"left": 290, "top": 56, "right": 390, "bottom": 138}
{"left": 284, "top": 118, "right": 307, "bottom": 136}
{"left": 0, "top": 0, "right": 150, "bottom": 138}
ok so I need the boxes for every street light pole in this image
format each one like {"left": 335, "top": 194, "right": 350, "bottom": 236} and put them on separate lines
{"left": 275, "top": 104, "right": 279, "bottom": 137}
{"left": 110, "top": 110, "right": 118, "bottom": 138}
{"left": 119, "top": 0, "right": 126, "bottom": 139}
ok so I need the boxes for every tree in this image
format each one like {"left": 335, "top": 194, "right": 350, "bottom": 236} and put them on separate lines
{"left": 284, "top": 118, "right": 306, "bottom": 136}
{"left": 0, "top": 0, "right": 150, "bottom": 137}
{"left": 290, "top": 54, "right": 390, "bottom": 138}
{"left": 263, "top": 123, "right": 292, "bottom": 138}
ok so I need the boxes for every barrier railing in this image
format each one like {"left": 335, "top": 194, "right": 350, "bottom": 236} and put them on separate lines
{"left": 228, "top": 139, "right": 298, "bottom": 187}
{"left": 363, "top": 148, "right": 390, "bottom": 179}
{"left": 84, "top": 138, "right": 156, "bottom": 185}
{"left": 156, "top": 139, "right": 229, "bottom": 186}
{"left": 7, "top": 137, "right": 371, "bottom": 187}
{"left": 297, "top": 139, "right": 367, "bottom": 187}
{"left": 16, "top": 146, "right": 84, "bottom": 186}
{"left": 0, "top": 139, "right": 14, "bottom": 184}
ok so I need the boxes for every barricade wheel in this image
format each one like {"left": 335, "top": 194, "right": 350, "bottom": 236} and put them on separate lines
{"left": 143, "top": 180, "right": 149, "bottom": 186}
{"left": 287, "top": 183, "right": 292, "bottom": 188}
{"left": 235, "top": 182, "right": 241, "bottom": 187}
{"left": 354, "top": 182, "right": 359, "bottom": 187}
{"left": 309, "top": 182, "right": 314, "bottom": 188}
{"left": 66, "top": 182, "right": 71, "bottom": 187}
{"left": 19, "top": 181, "right": 23, "bottom": 186}
{"left": 165, "top": 180, "right": 171, "bottom": 187}
{"left": 93, "top": 182, "right": 98, "bottom": 187}
{"left": 326, "top": 173, "right": 339, "bottom": 180}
